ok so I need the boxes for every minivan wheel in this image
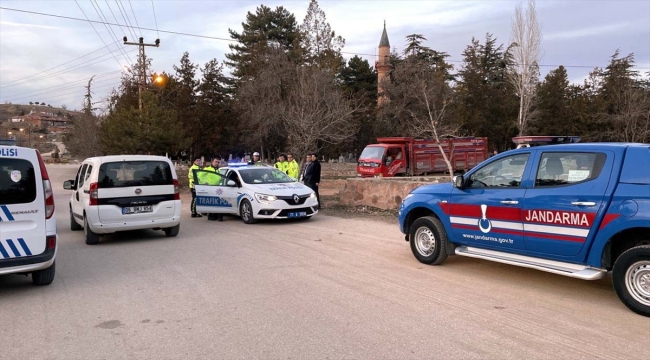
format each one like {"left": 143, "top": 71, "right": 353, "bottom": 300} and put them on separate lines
{"left": 84, "top": 217, "right": 100, "bottom": 245}
{"left": 164, "top": 224, "right": 180, "bottom": 237}
{"left": 240, "top": 200, "right": 257, "bottom": 224}
{"left": 32, "top": 261, "right": 55, "bottom": 286}
{"left": 613, "top": 245, "right": 650, "bottom": 317}
{"left": 70, "top": 208, "right": 82, "bottom": 231}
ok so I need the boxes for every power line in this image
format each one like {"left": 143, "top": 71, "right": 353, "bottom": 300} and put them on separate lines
{"left": 0, "top": 41, "right": 121, "bottom": 87}
{"left": 103, "top": 0, "right": 136, "bottom": 56}
{"left": 4, "top": 70, "right": 122, "bottom": 101}
{"left": 25, "top": 81, "right": 123, "bottom": 104}
{"left": 115, "top": 0, "right": 137, "bottom": 40}
{"left": 7, "top": 75, "right": 123, "bottom": 103}
{"left": 0, "top": 48, "right": 136, "bottom": 90}
{"left": 150, "top": 0, "right": 160, "bottom": 39}
{"left": 1, "top": 6, "right": 648, "bottom": 71}
{"left": 73, "top": 0, "right": 124, "bottom": 68}
{"left": 128, "top": 0, "right": 143, "bottom": 38}
{"left": 90, "top": 0, "right": 134, "bottom": 65}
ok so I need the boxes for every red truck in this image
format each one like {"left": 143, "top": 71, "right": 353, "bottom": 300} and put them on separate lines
{"left": 357, "top": 137, "right": 488, "bottom": 177}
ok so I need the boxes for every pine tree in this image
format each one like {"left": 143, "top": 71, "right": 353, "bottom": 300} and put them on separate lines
{"left": 299, "top": 0, "right": 345, "bottom": 73}
{"left": 196, "top": 58, "right": 231, "bottom": 156}
{"left": 100, "top": 91, "right": 187, "bottom": 155}
{"left": 454, "top": 34, "right": 519, "bottom": 151}
{"left": 336, "top": 56, "right": 377, "bottom": 155}
{"left": 225, "top": 5, "right": 301, "bottom": 80}
{"left": 531, "top": 66, "right": 575, "bottom": 135}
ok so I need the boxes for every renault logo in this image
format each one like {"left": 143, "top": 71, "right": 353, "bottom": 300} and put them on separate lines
{"left": 135, "top": 188, "right": 142, "bottom": 195}
{"left": 293, "top": 194, "right": 300, "bottom": 203}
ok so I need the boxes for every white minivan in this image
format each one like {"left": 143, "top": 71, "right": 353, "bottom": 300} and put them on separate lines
{"left": 0, "top": 145, "right": 57, "bottom": 285}
{"left": 64, "top": 155, "right": 182, "bottom": 245}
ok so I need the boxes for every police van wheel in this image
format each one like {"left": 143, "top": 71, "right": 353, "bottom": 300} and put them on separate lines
{"left": 32, "top": 261, "right": 55, "bottom": 286}
{"left": 84, "top": 216, "right": 100, "bottom": 245}
{"left": 240, "top": 200, "right": 257, "bottom": 224}
{"left": 612, "top": 245, "right": 650, "bottom": 317}
{"left": 70, "top": 208, "right": 82, "bottom": 231}
{"left": 409, "top": 216, "right": 449, "bottom": 265}
{"left": 164, "top": 224, "right": 180, "bottom": 237}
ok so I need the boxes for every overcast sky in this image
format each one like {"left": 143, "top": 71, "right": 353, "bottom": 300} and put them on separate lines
{"left": 1, "top": 0, "right": 648, "bottom": 110}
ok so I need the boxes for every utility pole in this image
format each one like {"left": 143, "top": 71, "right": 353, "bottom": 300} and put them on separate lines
{"left": 123, "top": 36, "right": 160, "bottom": 110}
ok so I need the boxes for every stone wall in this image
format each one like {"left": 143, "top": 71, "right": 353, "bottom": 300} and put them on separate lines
{"left": 337, "top": 177, "right": 449, "bottom": 210}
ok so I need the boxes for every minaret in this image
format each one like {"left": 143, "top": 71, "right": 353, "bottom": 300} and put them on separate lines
{"left": 376, "top": 21, "right": 392, "bottom": 106}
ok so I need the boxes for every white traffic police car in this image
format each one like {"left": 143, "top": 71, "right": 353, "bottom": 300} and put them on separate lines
{"left": 193, "top": 163, "right": 318, "bottom": 224}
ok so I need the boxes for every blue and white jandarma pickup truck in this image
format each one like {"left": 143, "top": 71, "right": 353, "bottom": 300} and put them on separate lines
{"left": 398, "top": 141, "right": 650, "bottom": 316}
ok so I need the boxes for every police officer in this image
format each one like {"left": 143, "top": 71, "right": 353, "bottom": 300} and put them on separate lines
{"left": 248, "top": 152, "right": 262, "bottom": 165}
{"left": 274, "top": 154, "right": 289, "bottom": 174}
{"left": 203, "top": 158, "right": 224, "bottom": 221}
{"left": 188, "top": 158, "right": 202, "bottom": 218}
{"left": 286, "top": 153, "right": 299, "bottom": 180}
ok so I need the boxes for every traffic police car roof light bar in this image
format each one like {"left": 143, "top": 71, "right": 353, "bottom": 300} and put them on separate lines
{"left": 227, "top": 162, "right": 250, "bottom": 167}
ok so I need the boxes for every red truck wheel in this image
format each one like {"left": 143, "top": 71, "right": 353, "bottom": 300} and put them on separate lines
{"left": 613, "top": 245, "right": 650, "bottom": 317}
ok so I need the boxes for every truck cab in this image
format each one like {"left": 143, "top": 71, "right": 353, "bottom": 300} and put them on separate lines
{"left": 357, "top": 144, "right": 407, "bottom": 178}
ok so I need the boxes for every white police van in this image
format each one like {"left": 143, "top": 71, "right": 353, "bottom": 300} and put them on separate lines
{"left": 0, "top": 145, "right": 57, "bottom": 285}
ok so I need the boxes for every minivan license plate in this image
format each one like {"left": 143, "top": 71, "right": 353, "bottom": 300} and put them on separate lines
{"left": 122, "top": 205, "right": 153, "bottom": 214}
{"left": 287, "top": 211, "right": 307, "bottom": 218}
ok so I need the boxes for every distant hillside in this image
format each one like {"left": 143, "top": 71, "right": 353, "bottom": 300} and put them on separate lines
{"left": 0, "top": 103, "right": 84, "bottom": 122}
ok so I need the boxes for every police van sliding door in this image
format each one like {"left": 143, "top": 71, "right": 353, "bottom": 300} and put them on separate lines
{"left": 521, "top": 151, "right": 614, "bottom": 259}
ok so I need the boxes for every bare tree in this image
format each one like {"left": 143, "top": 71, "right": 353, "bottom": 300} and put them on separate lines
{"left": 283, "top": 66, "right": 361, "bottom": 168}
{"left": 507, "top": 0, "right": 543, "bottom": 136}
{"left": 381, "top": 58, "right": 458, "bottom": 180}
{"left": 235, "top": 48, "right": 295, "bottom": 160}
{"left": 609, "top": 85, "right": 650, "bottom": 143}
{"left": 63, "top": 76, "right": 102, "bottom": 158}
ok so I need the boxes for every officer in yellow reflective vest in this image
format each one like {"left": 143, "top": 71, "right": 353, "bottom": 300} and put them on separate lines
{"left": 286, "top": 153, "right": 300, "bottom": 180}
{"left": 274, "top": 154, "right": 289, "bottom": 174}
{"left": 202, "top": 158, "right": 223, "bottom": 221}
{"left": 188, "top": 158, "right": 202, "bottom": 218}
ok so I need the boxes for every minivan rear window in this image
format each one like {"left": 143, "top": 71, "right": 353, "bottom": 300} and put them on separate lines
{"left": 0, "top": 158, "right": 37, "bottom": 204}
{"left": 98, "top": 161, "right": 173, "bottom": 188}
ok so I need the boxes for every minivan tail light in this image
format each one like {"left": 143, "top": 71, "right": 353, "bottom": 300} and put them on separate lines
{"left": 173, "top": 179, "right": 180, "bottom": 200}
{"left": 89, "top": 182, "right": 99, "bottom": 206}
{"left": 36, "top": 151, "right": 55, "bottom": 219}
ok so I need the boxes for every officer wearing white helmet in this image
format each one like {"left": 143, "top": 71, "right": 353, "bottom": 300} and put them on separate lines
{"left": 248, "top": 151, "right": 262, "bottom": 165}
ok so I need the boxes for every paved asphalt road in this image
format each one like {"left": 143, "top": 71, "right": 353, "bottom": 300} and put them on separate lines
{"left": 1, "top": 165, "right": 647, "bottom": 360}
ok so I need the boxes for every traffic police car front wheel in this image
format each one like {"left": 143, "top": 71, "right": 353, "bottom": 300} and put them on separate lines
{"left": 409, "top": 216, "right": 448, "bottom": 265}
{"left": 613, "top": 245, "right": 650, "bottom": 317}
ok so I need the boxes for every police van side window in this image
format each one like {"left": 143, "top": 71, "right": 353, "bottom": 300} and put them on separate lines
{"left": 535, "top": 152, "right": 607, "bottom": 187}
{"left": 77, "top": 164, "right": 88, "bottom": 188}
{"left": 468, "top": 154, "right": 530, "bottom": 188}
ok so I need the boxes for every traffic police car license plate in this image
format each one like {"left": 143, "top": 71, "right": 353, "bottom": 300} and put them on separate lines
{"left": 122, "top": 205, "right": 153, "bottom": 214}
{"left": 287, "top": 211, "right": 307, "bottom": 218}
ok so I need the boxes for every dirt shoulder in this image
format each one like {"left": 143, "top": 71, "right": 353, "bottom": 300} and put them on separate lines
{"left": 319, "top": 205, "right": 399, "bottom": 225}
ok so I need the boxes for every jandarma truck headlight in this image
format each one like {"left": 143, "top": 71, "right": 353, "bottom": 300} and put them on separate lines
{"left": 255, "top": 193, "right": 278, "bottom": 203}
